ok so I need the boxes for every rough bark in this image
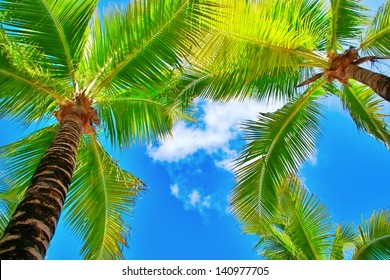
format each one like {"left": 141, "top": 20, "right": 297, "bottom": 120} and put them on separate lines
{"left": 346, "top": 64, "right": 390, "bottom": 102}
{"left": 0, "top": 114, "right": 82, "bottom": 259}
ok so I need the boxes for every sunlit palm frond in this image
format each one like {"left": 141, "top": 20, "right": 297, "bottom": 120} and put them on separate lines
{"left": 329, "top": 224, "right": 356, "bottom": 260}
{"left": 0, "top": 32, "right": 64, "bottom": 124}
{"left": 249, "top": 176, "right": 333, "bottom": 260}
{"left": 326, "top": 0, "right": 368, "bottom": 52}
{"left": 231, "top": 82, "right": 326, "bottom": 224}
{"left": 186, "top": 0, "right": 328, "bottom": 102}
{"left": 83, "top": 0, "right": 219, "bottom": 96}
{"left": 65, "top": 136, "right": 144, "bottom": 260}
{"left": 0, "top": 0, "right": 98, "bottom": 83}
{"left": 277, "top": 176, "right": 333, "bottom": 259}
{"left": 337, "top": 82, "right": 390, "bottom": 148}
{"left": 360, "top": 0, "right": 390, "bottom": 56}
{"left": 0, "top": 126, "right": 57, "bottom": 235}
{"left": 352, "top": 209, "right": 390, "bottom": 260}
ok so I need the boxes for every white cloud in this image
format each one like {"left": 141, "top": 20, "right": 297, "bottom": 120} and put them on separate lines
{"left": 170, "top": 184, "right": 179, "bottom": 198}
{"left": 188, "top": 189, "right": 201, "bottom": 206}
{"left": 147, "top": 98, "right": 282, "bottom": 163}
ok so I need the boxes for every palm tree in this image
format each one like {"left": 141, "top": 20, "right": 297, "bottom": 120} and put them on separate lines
{"left": 244, "top": 176, "right": 390, "bottom": 260}
{"left": 0, "top": 0, "right": 217, "bottom": 259}
{"left": 176, "top": 0, "right": 390, "bottom": 224}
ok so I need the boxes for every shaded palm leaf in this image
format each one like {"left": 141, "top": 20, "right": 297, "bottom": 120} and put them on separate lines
{"left": 83, "top": 0, "right": 218, "bottom": 96}
{"left": 353, "top": 209, "right": 390, "bottom": 260}
{"left": 360, "top": 0, "right": 390, "bottom": 56}
{"left": 231, "top": 82, "right": 326, "bottom": 223}
{"left": 327, "top": 0, "right": 368, "bottom": 52}
{"left": 65, "top": 135, "right": 144, "bottom": 260}
{"left": 337, "top": 81, "right": 390, "bottom": 148}
{"left": 0, "top": 0, "right": 98, "bottom": 82}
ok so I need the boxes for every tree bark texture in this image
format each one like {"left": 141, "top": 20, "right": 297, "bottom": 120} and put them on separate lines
{"left": 0, "top": 114, "right": 82, "bottom": 259}
{"left": 346, "top": 64, "right": 390, "bottom": 102}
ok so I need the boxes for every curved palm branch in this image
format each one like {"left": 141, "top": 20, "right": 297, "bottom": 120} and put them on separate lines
{"left": 336, "top": 81, "right": 390, "bottom": 148}
{"left": 82, "top": 0, "right": 218, "bottom": 96}
{"left": 96, "top": 91, "right": 192, "bottom": 148}
{"left": 249, "top": 176, "right": 333, "bottom": 260}
{"left": 231, "top": 82, "right": 326, "bottom": 222}
{"left": 326, "top": 0, "right": 368, "bottom": 52}
{"left": 360, "top": 0, "right": 390, "bottom": 56}
{"left": 353, "top": 209, "right": 390, "bottom": 260}
{"left": 65, "top": 135, "right": 144, "bottom": 260}
{"left": 0, "top": 126, "right": 58, "bottom": 237}
{"left": 329, "top": 224, "right": 356, "bottom": 260}
{"left": 0, "top": 32, "right": 63, "bottom": 124}
{"left": 0, "top": 0, "right": 98, "bottom": 83}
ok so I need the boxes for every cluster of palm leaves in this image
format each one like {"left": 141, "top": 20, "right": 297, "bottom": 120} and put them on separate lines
{"left": 0, "top": 0, "right": 389, "bottom": 259}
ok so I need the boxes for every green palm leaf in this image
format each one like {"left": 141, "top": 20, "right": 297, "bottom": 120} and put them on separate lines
{"left": 337, "top": 81, "right": 390, "bottom": 148}
{"left": 250, "top": 176, "right": 333, "bottom": 260}
{"left": 96, "top": 87, "right": 192, "bottom": 148}
{"left": 0, "top": 32, "right": 64, "bottom": 124}
{"left": 353, "top": 209, "right": 390, "bottom": 260}
{"left": 64, "top": 135, "right": 144, "bottom": 260}
{"left": 83, "top": 0, "right": 218, "bottom": 96}
{"left": 0, "top": 0, "right": 98, "bottom": 82}
{"left": 329, "top": 224, "right": 356, "bottom": 260}
{"left": 360, "top": 0, "right": 390, "bottom": 56}
{"left": 326, "top": 0, "right": 368, "bottom": 52}
{"left": 0, "top": 126, "right": 57, "bottom": 235}
{"left": 231, "top": 82, "right": 326, "bottom": 223}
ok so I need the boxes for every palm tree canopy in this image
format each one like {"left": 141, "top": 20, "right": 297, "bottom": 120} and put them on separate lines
{"left": 190, "top": 0, "right": 390, "bottom": 225}
{"left": 0, "top": 0, "right": 220, "bottom": 259}
{"left": 246, "top": 176, "right": 390, "bottom": 260}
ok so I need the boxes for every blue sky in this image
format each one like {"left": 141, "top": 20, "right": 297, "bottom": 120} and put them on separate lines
{"left": 1, "top": 0, "right": 390, "bottom": 260}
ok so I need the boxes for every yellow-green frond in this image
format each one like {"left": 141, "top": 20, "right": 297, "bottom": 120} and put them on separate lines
{"left": 65, "top": 136, "right": 145, "bottom": 260}
{"left": 353, "top": 209, "right": 390, "bottom": 260}
{"left": 0, "top": 0, "right": 98, "bottom": 83}
{"left": 0, "top": 125, "right": 58, "bottom": 235}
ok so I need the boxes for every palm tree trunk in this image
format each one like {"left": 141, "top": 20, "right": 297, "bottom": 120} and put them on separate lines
{"left": 0, "top": 114, "right": 83, "bottom": 260}
{"left": 346, "top": 64, "right": 390, "bottom": 102}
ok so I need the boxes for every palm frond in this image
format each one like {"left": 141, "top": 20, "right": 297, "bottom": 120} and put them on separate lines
{"left": 64, "top": 135, "right": 145, "bottom": 260}
{"left": 249, "top": 176, "right": 333, "bottom": 260}
{"left": 231, "top": 82, "right": 326, "bottom": 223}
{"left": 353, "top": 209, "right": 390, "bottom": 260}
{"left": 337, "top": 81, "right": 390, "bottom": 149}
{"left": 0, "top": 0, "right": 98, "bottom": 83}
{"left": 326, "top": 0, "right": 368, "bottom": 52}
{"left": 0, "top": 126, "right": 57, "bottom": 235}
{"left": 360, "top": 0, "right": 390, "bottom": 56}
{"left": 185, "top": 0, "right": 328, "bottom": 102}
{"left": 0, "top": 35, "right": 63, "bottom": 124}
{"left": 96, "top": 87, "right": 192, "bottom": 148}
{"left": 83, "top": 0, "right": 219, "bottom": 96}
{"left": 329, "top": 224, "right": 357, "bottom": 260}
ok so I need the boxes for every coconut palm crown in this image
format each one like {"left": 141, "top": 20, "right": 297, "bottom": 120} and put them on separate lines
{"left": 175, "top": 0, "right": 390, "bottom": 225}
{"left": 0, "top": 0, "right": 218, "bottom": 259}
